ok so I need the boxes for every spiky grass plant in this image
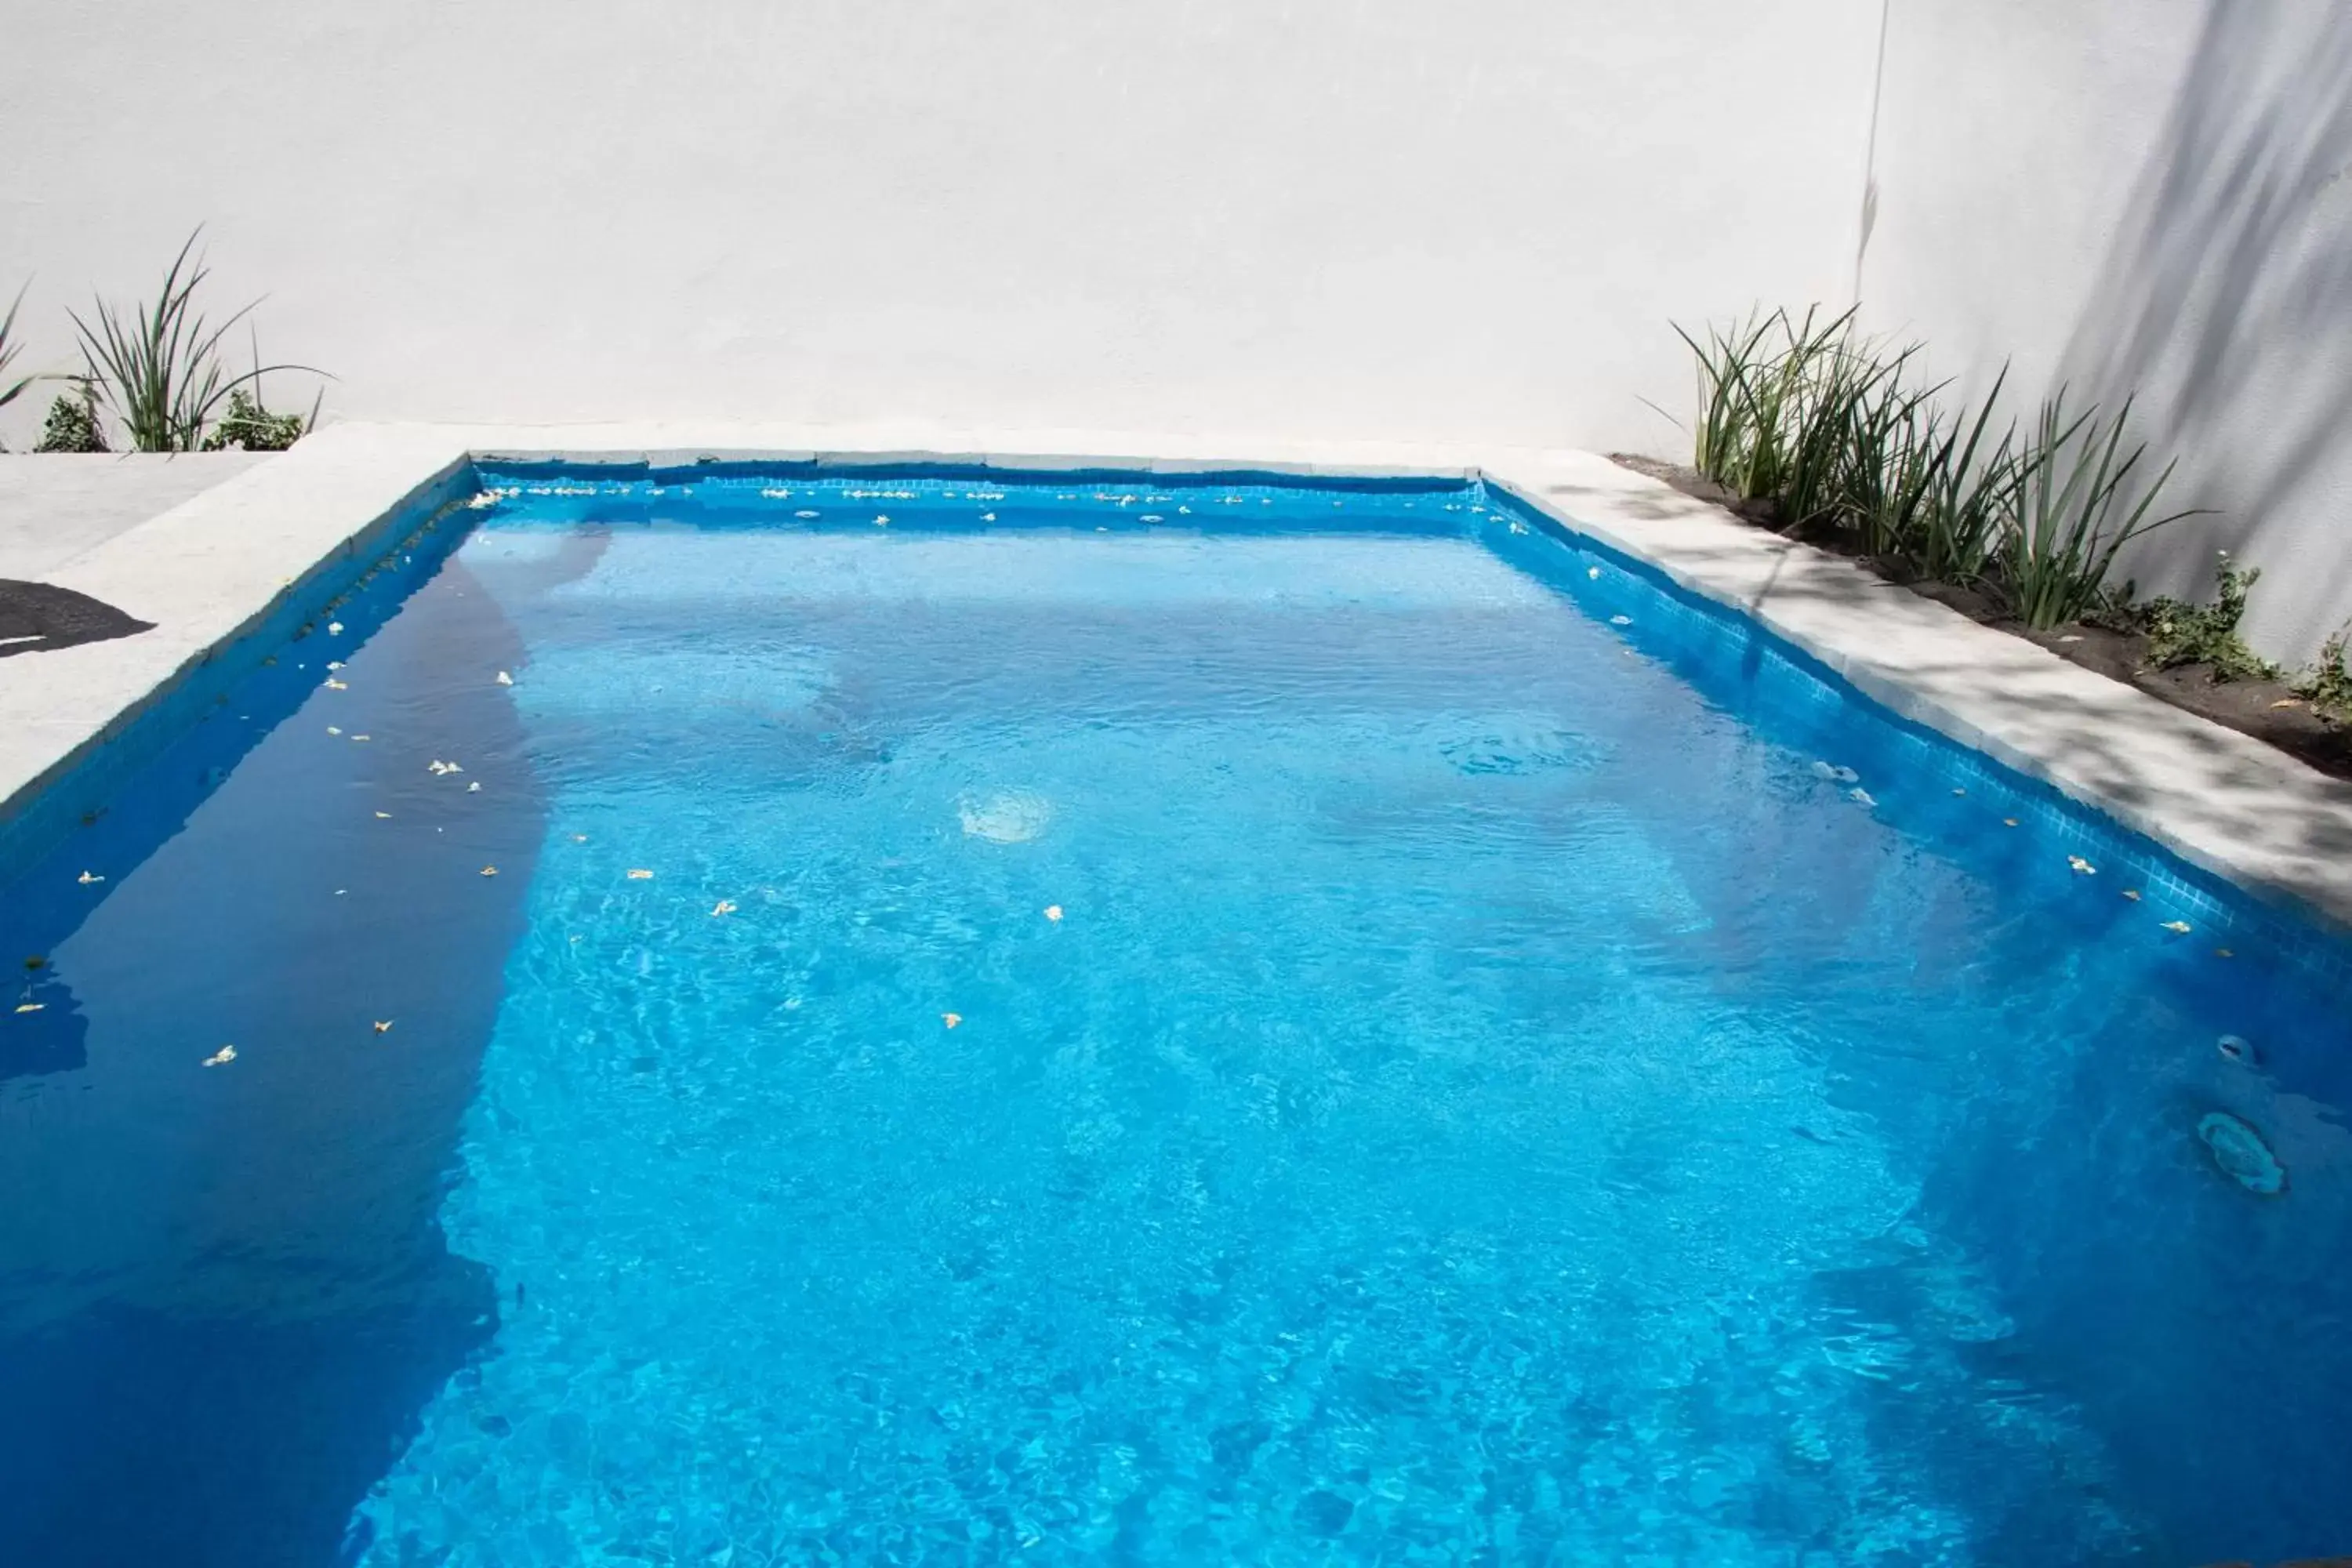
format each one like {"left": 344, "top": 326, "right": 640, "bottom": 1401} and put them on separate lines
{"left": 0, "top": 281, "right": 34, "bottom": 421}
{"left": 1668, "top": 310, "right": 2205, "bottom": 622}
{"left": 1782, "top": 330, "right": 1919, "bottom": 533}
{"left": 70, "top": 230, "right": 317, "bottom": 452}
{"left": 1835, "top": 357, "right": 1947, "bottom": 559}
{"left": 1675, "top": 306, "right": 1866, "bottom": 507}
{"left": 1908, "top": 371, "right": 2025, "bottom": 586}
{"left": 1994, "top": 391, "right": 2197, "bottom": 630}
{"left": 1674, "top": 307, "right": 1781, "bottom": 494}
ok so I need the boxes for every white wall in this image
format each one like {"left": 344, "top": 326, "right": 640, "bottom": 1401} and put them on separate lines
{"left": 11, "top": 1, "right": 2347, "bottom": 664}
{"left": 0, "top": 0, "right": 1877, "bottom": 455}
{"left": 1860, "top": 0, "right": 2352, "bottom": 664}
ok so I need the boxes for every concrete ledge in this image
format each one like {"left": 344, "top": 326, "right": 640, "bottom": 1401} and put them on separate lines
{"left": 1486, "top": 450, "right": 2352, "bottom": 933}
{"left": 0, "top": 427, "right": 470, "bottom": 858}
{"left": 0, "top": 452, "right": 278, "bottom": 579}
{"left": 6, "top": 421, "right": 2352, "bottom": 937}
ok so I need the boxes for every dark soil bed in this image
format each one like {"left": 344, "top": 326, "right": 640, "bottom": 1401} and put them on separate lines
{"left": 1608, "top": 454, "right": 2352, "bottom": 783}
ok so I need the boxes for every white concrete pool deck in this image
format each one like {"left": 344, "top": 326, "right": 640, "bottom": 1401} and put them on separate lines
{"left": 5, "top": 420, "right": 2352, "bottom": 932}
{"left": 0, "top": 452, "right": 278, "bottom": 578}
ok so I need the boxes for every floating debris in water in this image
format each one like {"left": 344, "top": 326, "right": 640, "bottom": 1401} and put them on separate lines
{"left": 1952, "top": 786, "right": 1966, "bottom": 796}
{"left": 327, "top": 661, "right": 344, "bottom": 671}
{"left": 1848, "top": 786, "right": 1876, "bottom": 807}
{"left": 982, "top": 512, "right": 997, "bottom": 521}
{"left": 327, "top": 726, "right": 343, "bottom": 736}
{"left": 2216, "top": 1033, "right": 2258, "bottom": 1065}
{"left": 1587, "top": 565, "right": 1602, "bottom": 579}
{"left": 479, "top": 866, "right": 499, "bottom": 877}
{"left": 429, "top": 760, "right": 463, "bottom": 775}
{"left": 1044, "top": 905, "right": 1064, "bottom": 922}
{"left": 1508, "top": 520, "right": 1530, "bottom": 535}
{"left": 2002, "top": 818, "right": 2020, "bottom": 828}
{"left": 352, "top": 734, "right": 371, "bottom": 742}
{"left": 2198, "top": 1112, "right": 2285, "bottom": 1195}
{"left": 2214, "top": 947, "right": 2234, "bottom": 959}
{"left": 2068, "top": 855, "right": 2096, "bottom": 875}
{"left": 1812, "top": 761, "right": 1860, "bottom": 784}
{"left": 2121, "top": 888, "right": 2141, "bottom": 901}
{"left": 467, "top": 781, "right": 481, "bottom": 792}
{"left": 76, "top": 871, "right": 103, "bottom": 885}
{"left": 2161, "top": 920, "right": 2192, "bottom": 935}
{"left": 324, "top": 678, "right": 348, "bottom": 691}
{"left": 711, "top": 900, "right": 736, "bottom": 916}
{"left": 626, "top": 869, "right": 654, "bottom": 880}
{"left": 1610, "top": 615, "right": 1633, "bottom": 626}
{"left": 873, "top": 514, "right": 890, "bottom": 526}
{"left": 374, "top": 1020, "right": 394, "bottom": 1034}
{"left": 794, "top": 509, "right": 820, "bottom": 519}
{"left": 328, "top": 622, "right": 343, "bottom": 635}
{"left": 495, "top": 670, "right": 513, "bottom": 686}
{"left": 375, "top": 811, "right": 392, "bottom": 819}
{"left": 202, "top": 1045, "right": 236, "bottom": 1067}
{"left": 1142, "top": 514, "right": 1164, "bottom": 524}
{"left": 572, "top": 834, "right": 588, "bottom": 843}
{"left": 942, "top": 1012, "right": 962, "bottom": 1029}
{"left": 14, "top": 1002, "right": 43, "bottom": 1014}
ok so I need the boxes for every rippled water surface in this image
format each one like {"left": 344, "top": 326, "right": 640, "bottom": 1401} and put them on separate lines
{"left": 3, "top": 474, "right": 2347, "bottom": 1566}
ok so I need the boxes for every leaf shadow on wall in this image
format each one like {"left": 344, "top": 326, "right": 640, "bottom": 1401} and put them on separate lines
{"left": 2056, "top": 2, "right": 2352, "bottom": 657}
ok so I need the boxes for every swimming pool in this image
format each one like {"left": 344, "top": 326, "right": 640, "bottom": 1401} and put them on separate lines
{"left": 2, "top": 465, "right": 2346, "bottom": 1564}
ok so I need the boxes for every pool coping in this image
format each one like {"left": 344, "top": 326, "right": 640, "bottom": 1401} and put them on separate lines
{"left": 7, "top": 419, "right": 2352, "bottom": 935}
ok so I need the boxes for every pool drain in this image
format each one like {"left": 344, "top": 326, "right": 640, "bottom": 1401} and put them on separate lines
{"left": 2197, "top": 1112, "right": 2285, "bottom": 1196}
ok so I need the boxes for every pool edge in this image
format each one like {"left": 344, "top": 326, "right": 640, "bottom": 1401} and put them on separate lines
{"left": 0, "top": 430, "right": 477, "bottom": 872}
{"left": 1482, "top": 450, "right": 2352, "bottom": 939}
{"left": 9, "top": 421, "right": 2351, "bottom": 942}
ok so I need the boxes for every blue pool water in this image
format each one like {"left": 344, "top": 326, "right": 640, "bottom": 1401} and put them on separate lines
{"left": 2, "top": 470, "right": 2348, "bottom": 1565}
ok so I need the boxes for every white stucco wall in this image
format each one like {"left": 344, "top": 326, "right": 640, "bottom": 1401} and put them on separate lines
{"left": 0, "top": 0, "right": 1877, "bottom": 456}
{"left": 1860, "top": 0, "right": 2352, "bottom": 663}
{"left": 7, "top": 1, "right": 2347, "bottom": 662}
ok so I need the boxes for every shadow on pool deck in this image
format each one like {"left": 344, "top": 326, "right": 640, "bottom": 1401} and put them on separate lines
{"left": 0, "top": 578, "right": 155, "bottom": 659}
